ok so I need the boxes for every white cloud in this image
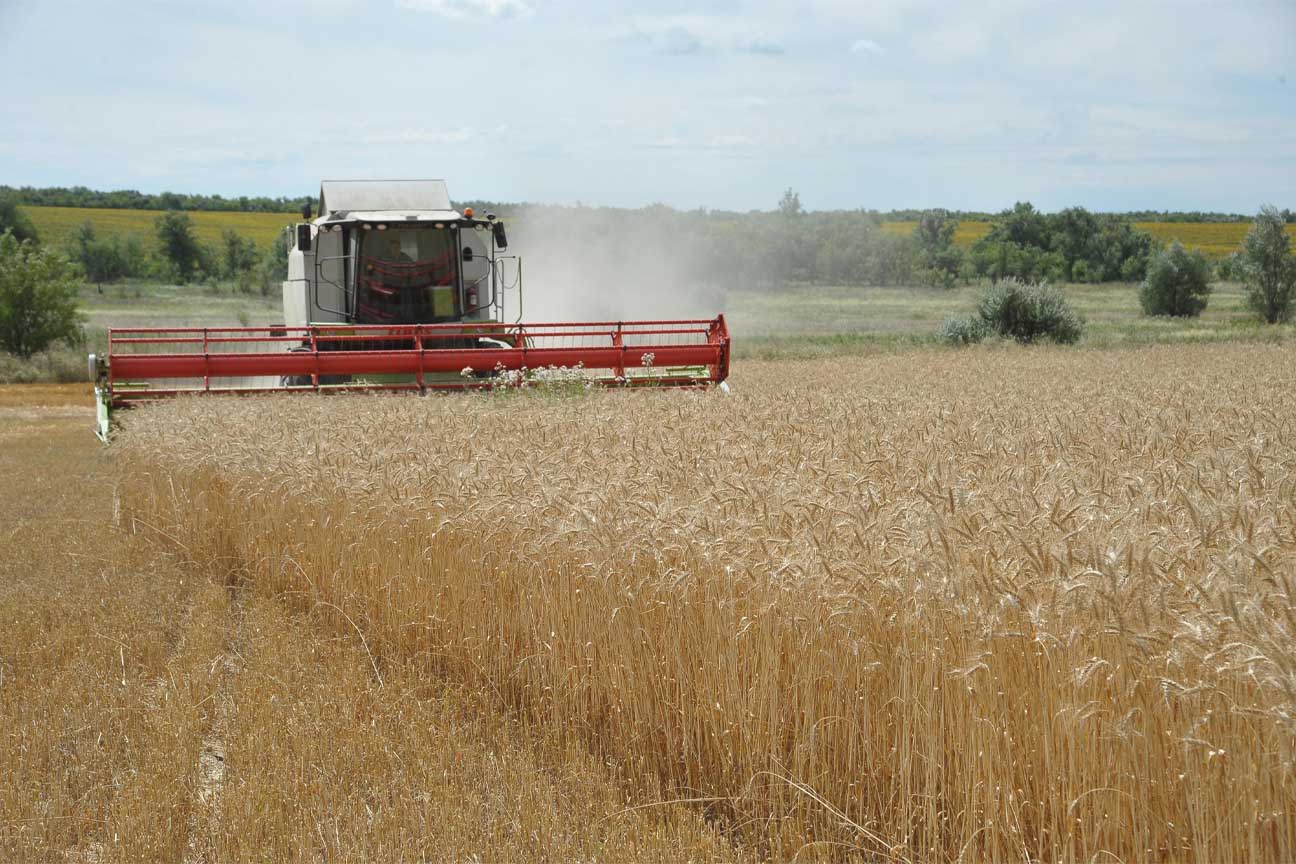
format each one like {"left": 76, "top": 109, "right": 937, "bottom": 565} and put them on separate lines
{"left": 741, "top": 36, "right": 784, "bottom": 55}
{"left": 626, "top": 14, "right": 784, "bottom": 56}
{"left": 910, "top": 22, "right": 990, "bottom": 63}
{"left": 707, "top": 134, "right": 756, "bottom": 150}
{"left": 396, "top": 0, "right": 533, "bottom": 20}
{"left": 655, "top": 25, "right": 706, "bottom": 55}
{"left": 1, "top": 0, "right": 1293, "bottom": 211}
{"left": 352, "top": 127, "right": 478, "bottom": 147}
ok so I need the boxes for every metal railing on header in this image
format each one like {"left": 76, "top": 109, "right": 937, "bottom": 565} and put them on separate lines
{"left": 97, "top": 316, "right": 730, "bottom": 407}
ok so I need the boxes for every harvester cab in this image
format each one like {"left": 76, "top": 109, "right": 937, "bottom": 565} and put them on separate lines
{"left": 90, "top": 179, "right": 730, "bottom": 441}
{"left": 286, "top": 180, "right": 514, "bottom": 331}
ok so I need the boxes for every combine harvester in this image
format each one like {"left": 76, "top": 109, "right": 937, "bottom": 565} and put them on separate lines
{"left": 90, "top": 180, "right": 730, "bottom": 439}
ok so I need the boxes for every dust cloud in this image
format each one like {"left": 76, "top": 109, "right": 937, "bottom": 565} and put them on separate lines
{"left": 498, "top": 206, "right": 729, "bottom": 323}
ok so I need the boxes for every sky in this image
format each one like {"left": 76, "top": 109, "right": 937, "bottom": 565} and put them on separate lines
{"left": 1, "top": 0, "right": 1293, "bottom": 213}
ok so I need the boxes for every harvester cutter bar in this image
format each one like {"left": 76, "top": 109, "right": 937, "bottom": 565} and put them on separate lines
{"left": 95, "top": 316, "right": 730, "bottom": 413}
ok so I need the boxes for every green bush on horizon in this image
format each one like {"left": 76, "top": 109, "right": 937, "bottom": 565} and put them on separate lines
{"left": 1139, "top": 241, "right": 1212, "bottom": 318}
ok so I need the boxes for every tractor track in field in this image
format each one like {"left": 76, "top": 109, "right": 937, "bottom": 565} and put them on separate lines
{"left": 182, "top": 587, "right": 247, "bottom": 864}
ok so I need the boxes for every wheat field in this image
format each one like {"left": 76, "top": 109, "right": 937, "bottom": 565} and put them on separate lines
{"left": 0, "top": 387, "right": 746, "bottom": 862}
{"left": 110, "top": 345, "right": 1296, "bottom": 862}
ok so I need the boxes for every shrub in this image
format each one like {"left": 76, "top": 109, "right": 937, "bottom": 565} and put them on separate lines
{"left": 1239, "top": 205, "right": 1296, "bottom": 324}
{"left": 975, "top": 204, "right": 1154, "bottom": 285}
{"left": 1120, "top": 254, "right": 1148, "bottom": 283}
{"left": 222, "top": 229, "right": 260, "bottom": 282}
{"left": 1139, "top": 241, "right": 1212, "bottom": 317}
{"left": 154, "top": 210, "right": 204, "bottom": 282}
{"left": 0, "top": 344, "right": 88, "bottom": 384}
{"left": 1037, "top": 250, "right": 1067, "bottom": 283}
{"left": 258, "top": 230, "right": 291, "bottom": 296}
{"left": 1216, "top": 251, "right": 1243, "bottom": 282}
{"left": 922, "top": 245, "right": 964, "bottom": 289}
{"left": 0, "top": 195, "right": 39, "bottom": 243}
{"left": 0, "top": 231, "right": 83, "bottom": 358}
{"left": 937, "top": 314, "right": 986, "bottom": 345}
{"left": 916, "top": 208, "right": 957, "bottom": 252}
{"left": 975, "top": 278, "right": 1084, "bottom": 344}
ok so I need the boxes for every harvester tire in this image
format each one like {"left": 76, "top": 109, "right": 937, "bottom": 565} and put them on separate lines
{"left": 281, "top": 347, "right": 351, "bottom": 388}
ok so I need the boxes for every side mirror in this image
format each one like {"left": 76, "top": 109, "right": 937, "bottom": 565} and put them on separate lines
{"left": 296, "top": 224, "right": 312, "bottom": 252}
{"left": 492, "top": 221, "right": 508, "bottom": 250}
{"left": 301, "top": 201, "right": 313, "bottom": 220}
{"left": 462, "top": 246, "right": 474, "bottom": 262}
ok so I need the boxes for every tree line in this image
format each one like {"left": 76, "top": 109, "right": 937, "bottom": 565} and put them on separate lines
{"left": 10, "top": 184, "right": 1292, "bottom": 223}
{"left": 939, "top": 205, "right": 1296, "bottom": 347}
{"left": 65, "top": 212, "right": 288, "bottom": 293}
{"left": 0, "top": 200, "right": 289, "bottom": 361}
{"left": 494, "top": 197, "right": 1159, "bottom": 293}
{"left": 1, "top": 185, "right": 1294, "bottom": 362}
{"left": 1, "top": 184, "right": 311, "bottom": 213}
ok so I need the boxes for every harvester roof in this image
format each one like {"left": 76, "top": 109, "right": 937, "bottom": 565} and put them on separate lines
{"left": 319, "top": 179, "right": 454, "bottom": 219}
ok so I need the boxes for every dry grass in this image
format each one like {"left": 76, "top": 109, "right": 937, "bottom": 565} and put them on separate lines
{"left": 0, "top": 398, "right": 224, "bottom": 861}
{"left": 113, "top": 344, "right": 1296, "bottom": 862}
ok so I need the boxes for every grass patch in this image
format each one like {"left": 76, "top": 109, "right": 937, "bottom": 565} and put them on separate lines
{"left": 0, "top": 345, "right": 90, "bottom": 384}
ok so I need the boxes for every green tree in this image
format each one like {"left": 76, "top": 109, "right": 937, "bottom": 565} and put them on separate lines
{"left": 0, "top": 232, "right": 83, "bottom": 358}
{"left": 915, "top": 208, "right": 956, "bottom": 251}
{"left": 69, "top": 221, "right": 126, "bottom": 286}
{"left": 1092, "top": 216, "right": 1154, "bottom": 282}
{"left": 154, "top": 210, "right": 204, "bottom": 282}
{"left": 0, "top": 196, "right": 39, "bottom": 243}
{"left": 1139, "top": 241, "right": 1212, "bottom": 317}
{"left": 777, "top": 188, "right": 802, "bottom": 217}
{"left": 259, "top": 229, "right": 291, "bottom": 295}
{"left": 970, "top": 240, "right": 1020, "bottom": 285}
{"left": 916, "top": 209, "right": 961, "bottom": 288}
{"left": 988, "top": 202, "right": 1050, "bottom": 249}
{"left": 923, "top": 246, "right": 964, "bottom": 289}
{"left": 974, "top": 203, "right": 1152, "bottom": 285}
{"left": 221, "top": 229, "right": 260, "bottom": 289}
{"left": 1239, "top": 205, "right": 1296, "bottom": 324}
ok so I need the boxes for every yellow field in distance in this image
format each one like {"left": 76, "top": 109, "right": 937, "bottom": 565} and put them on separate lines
{"left": 1130, "top": 221, "right": 1296, "bottom": 258}
{"left": 883, "top": 219, "right": 1296, "bottom": 259}
{"left": 19, "top": 205, "right": 296, "bottom": 250}
{"left": 20, "top": 205, "right": 1296, "bottom": 261}
{"left": 881, "top": 219, "right": 993, "bottom": 246}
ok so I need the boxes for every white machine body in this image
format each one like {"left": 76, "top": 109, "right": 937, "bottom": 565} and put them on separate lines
{"left": 283, "top": 179, "right": 507, "bottom": 329}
